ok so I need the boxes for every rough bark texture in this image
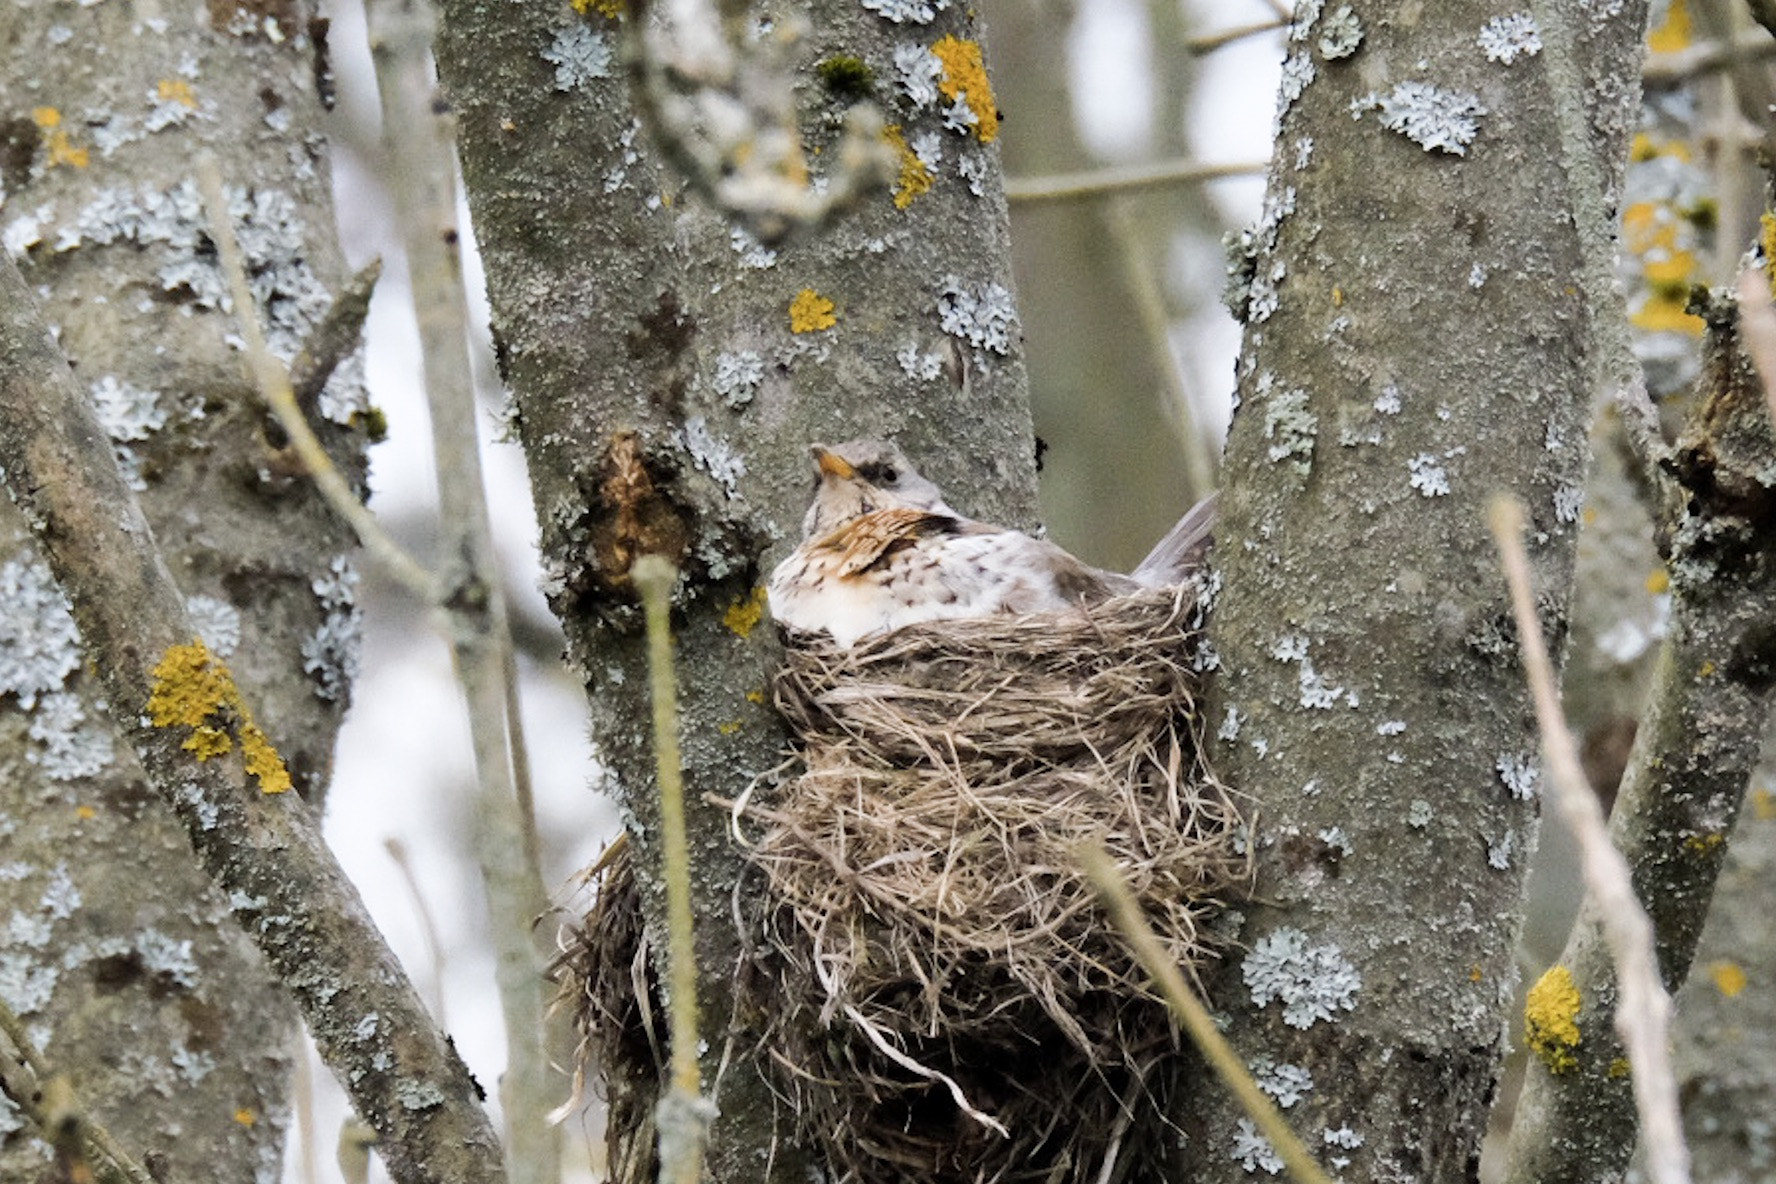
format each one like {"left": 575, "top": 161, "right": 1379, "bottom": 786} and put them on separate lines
{"left": 0, "top": 254, "right": 504, "bottom": 1184}
{"left": 0, "top": 3, "right": 371, "bottom": 1178}
{"left": 433, "top": 2, "right": 1038, "bottom": 1179}
{"left": 1671, "top": 740, "right": 1776, "bottom": 1184}
{"left": 1185, "top": 3, "right": 1648, "bottom": 1181}
{"left": 1502, "top": 298, "right": 1776, "bottom": 1184}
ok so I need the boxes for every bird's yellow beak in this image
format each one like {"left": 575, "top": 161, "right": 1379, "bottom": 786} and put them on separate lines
{"left": 812, "top": 446, "right": 857, "bottom": 481}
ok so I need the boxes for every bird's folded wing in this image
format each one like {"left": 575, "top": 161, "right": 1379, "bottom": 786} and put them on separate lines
{"left": 818, "top": 507, "right": 960, "bottom": 578}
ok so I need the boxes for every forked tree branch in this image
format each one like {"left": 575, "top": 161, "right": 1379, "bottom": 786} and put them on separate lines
{"left": 0, "top": 253, "right": 506, "bottom": 1184}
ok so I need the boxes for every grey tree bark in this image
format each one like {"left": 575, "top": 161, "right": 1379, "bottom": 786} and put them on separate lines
{"left": 1184, "top": 2, "right": 1650, "bottom": 1180}
{"left": 431, "top": 2, "right": 1039, "bottom": 1178}
{"left": 0, "top": 0, "right": 371, "bottom": 1179}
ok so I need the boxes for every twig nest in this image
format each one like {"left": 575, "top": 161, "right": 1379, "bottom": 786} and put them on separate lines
{"left": 739, "top": 582, "right": 1249, "bottom": 1182}
{"left": 559, "top": 583, "right": 1248, "bottom": 1184}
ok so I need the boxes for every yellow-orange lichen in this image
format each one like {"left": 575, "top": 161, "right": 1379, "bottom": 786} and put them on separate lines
{"left": 789, "top": 288, "right": 837, "bottom": 333}
{"left": 147, "top": 639, "right": 294, "bottom": 794}
{"left": 883, "top": 124, "right": 934, "bottom": 210}
{"left": 1525, "top": 964, "right": 1582, "bottom": 1074}
{"left": 931, "top": 35, "right": 998, "bottom": 143}
{"left": 722, "top": 586, "right": 769, "bottom": 638}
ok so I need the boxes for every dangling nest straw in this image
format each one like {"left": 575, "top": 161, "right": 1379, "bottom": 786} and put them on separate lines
{"left": 560, "top": 582, "right": 1250, "bottom": 1184}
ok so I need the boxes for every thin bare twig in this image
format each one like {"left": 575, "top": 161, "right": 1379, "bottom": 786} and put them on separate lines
{"left": 1186, "top": 17, "right": 1288, "bottom": 54}
{"left": 1005, "top": 158, "right": 1266, "bottom": 204}
{"left": 1488, "top": 497, "right": 1690, "bottom": 1184}
{"left": 1079, "top": 846, "right": 1334, "bottom": 1184}
{"left": 632, "top": 555, "right": 714, "bottom": 1184}
{"left": 384, "top": 837, "right": 450, "bottom": 1022}
{"left": 0, "top": 1000, "right": 156, "bottom": 1184}
{"left": 1642, "top": 28, "right": 1776, "bottom": 83}
{"left": 193, "top": 159, "right": 437, "bottom": 602}
{"left": 1103, "top": 198, "right": 1219, "bottom": 502}
{"left": 362, "top": 0, "right": 560, "bottom": 1172}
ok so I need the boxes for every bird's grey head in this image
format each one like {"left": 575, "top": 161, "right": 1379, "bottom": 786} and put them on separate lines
{"left": 800, "top": 439, "right": 954, "bottom": 538}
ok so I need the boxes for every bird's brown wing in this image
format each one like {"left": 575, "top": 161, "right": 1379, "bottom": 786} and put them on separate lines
{"left": 814, "top": 507, "right": 959, "bottom": 578}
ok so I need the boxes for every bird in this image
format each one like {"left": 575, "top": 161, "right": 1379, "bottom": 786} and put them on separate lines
{"left": 767, "top": 439, "right": 1216, "bottom": 648}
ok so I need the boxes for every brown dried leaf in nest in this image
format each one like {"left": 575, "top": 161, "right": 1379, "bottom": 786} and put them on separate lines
{"left": 733, "top": 582, "right": 1250, "bottom": 1184}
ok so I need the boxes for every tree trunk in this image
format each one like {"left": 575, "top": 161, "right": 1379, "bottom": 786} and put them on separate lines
{"left": 0, "top": 0, "right": 368, "bottom": 1178}
{"left": 1185, "top": 2, "right": 1649, "bottom": 1179}
{"left": 433, "top": 2, "right": 1038, "bottom": 1177}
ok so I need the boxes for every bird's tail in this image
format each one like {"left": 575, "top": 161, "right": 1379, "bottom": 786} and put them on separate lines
{"left": 1130, "top": 491, "right": 1218, "bottom": 587}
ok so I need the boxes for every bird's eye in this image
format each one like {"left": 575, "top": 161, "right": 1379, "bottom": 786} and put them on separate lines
{"left": 878, "top": 466, "right": 899, "bottom": 485}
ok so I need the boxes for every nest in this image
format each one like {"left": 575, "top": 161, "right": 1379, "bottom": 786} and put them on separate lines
{"left": 561, "top": 583, "right": 1249, "bottom": 1184}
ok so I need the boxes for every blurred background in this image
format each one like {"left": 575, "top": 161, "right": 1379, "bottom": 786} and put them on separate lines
{"left": 290, "top": 0, "right": 1768, "bottom": 1180}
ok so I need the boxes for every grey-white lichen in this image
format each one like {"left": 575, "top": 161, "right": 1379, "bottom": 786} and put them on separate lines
{"left": 937, "top": 276, "right": 1018, "bottom": 356}
{"left": 893, "top": 41, "right": 943, "bottom": 106}
{"left": 1365, "top": 82, "right": 1488, "bottom": 155}
{"left": 711, "top": 350, "right": 766, "bottom": 409}
{"left": 1232, "top": 1118, "right": 1285, "bottom": 1175}
{"left": 1243, "top": 927, "right": 1362, "bottom": 1028}
{"left": 304, "top": 556, "right": 362, "bottom": 702}
{"left": 1318, "top": 6, "right": 1363, "bottom": 59}
{"left": 1276, "top": 51, "right": 1315, "bottom": 120}
{"left": 896, "top": 342, "right": 944, "bottom": 381}
{"left": 1496, "top": 752, "right": 1539, "bottom": 800}
{"left": 1254, "top": 1059, "right": 1315, "bottom": 1108}
{"left": 676, "top": 416, "right": 746, "bottom": 496}
{"left": 1408, "top": 453, "right": 1450, "bottom": 497}
{"left": 1263, "top": 388, "right": 1318, "bottom": 475}
{"left": 0, "top": 557, "right": 83, "bottom": 709}
{"left": 1407, "top": 799, "right": 1434, "bottom": 828}
{"left": 543, "top": 25, "right": 613, "bottom": 91}
{"left": 89, "top": 375, "right": 168, "bottom": 441}
{"left": 1479, "top": 13, "right": 1541, "bottom": 64}
{"left": 187, "top": 594, "right": 243, "bottom": 657}
{"left": 862, "top": 0, "right": 951, "bottom": 25}
{"left": 27, "top": 691, "right": 114, "bottom": 781}
{"left": 729, "top": 226, "right": 778, "bottom": 269}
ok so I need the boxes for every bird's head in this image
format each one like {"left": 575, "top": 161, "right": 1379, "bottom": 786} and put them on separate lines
{"left": 799, "top": 439, "right": 954, "bottom": 538}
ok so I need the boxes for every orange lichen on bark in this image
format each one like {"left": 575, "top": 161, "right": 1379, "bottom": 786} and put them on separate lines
{"left": 723, "top": 586, "right": 769, "bottom": 638}
{"left": 157, "top": 78, "right": 198, "bottom": 108}
{"left": 31, "top": 107, "right": 89, "bottom": 169}
{"left": 1525, "top": 964, "right": 1582, "bottom": 1074}
{"left": 884, "top": 124, "right": 933, "bottom": 210}
{"left": 1709, "top": 960, "right": 1747, "bottom": 998}
{"left": 148, "top": 639, "right": 294, "bottom": 794}
{"left": 789, "top": 288, "right": 837, "bottom": 333}
{"left": 931, "top": 35, "right": 998, "bottom": 143}
{"left": 1646, "top": 0, "right": 1691, "bottom": 54}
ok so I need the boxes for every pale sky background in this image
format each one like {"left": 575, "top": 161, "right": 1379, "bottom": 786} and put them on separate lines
{"left": 290, "top": 3, "right": 1284, "bottom": 1180}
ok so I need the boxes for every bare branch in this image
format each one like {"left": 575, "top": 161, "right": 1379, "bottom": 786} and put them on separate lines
{"left": 193, "top": 159, "right": 438, "bottom": 602}
{"left": 623, "top": 0, "right": 895, "bottom": 244}
{"left": 1186, "top": 18, "right": 1287, "bottom": 54}
{"left": 633, "top": 555, "right": 715, "bottom": 1184}
{"left": 1734, "top": 268, "right": 1776, "bottom": 430}
{"left": 0, "top": 1001, "right": 155, "bottom": 1184}
{"left": 1489, "top": 497, "right": 1690, "bottom": 1184}
{"left": 363, "top": 0, "right": 564, "bottom": 1173}
{"left": 0, "top": 251, "right": 506, "bottom": 1184}
{"left": 1004, "top": 158, "right": 1267, "bottom": 205}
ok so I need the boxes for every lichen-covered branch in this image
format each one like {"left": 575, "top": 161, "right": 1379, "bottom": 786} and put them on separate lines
{"left": 0, "top": 255, "right": 505, "bottom": 1184}
{"left": 1186, "top": 2, "right": 1650, "bottom": 1180}
{"left": 1501, "top": 291, "right": 1776, "bottom": 1184}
